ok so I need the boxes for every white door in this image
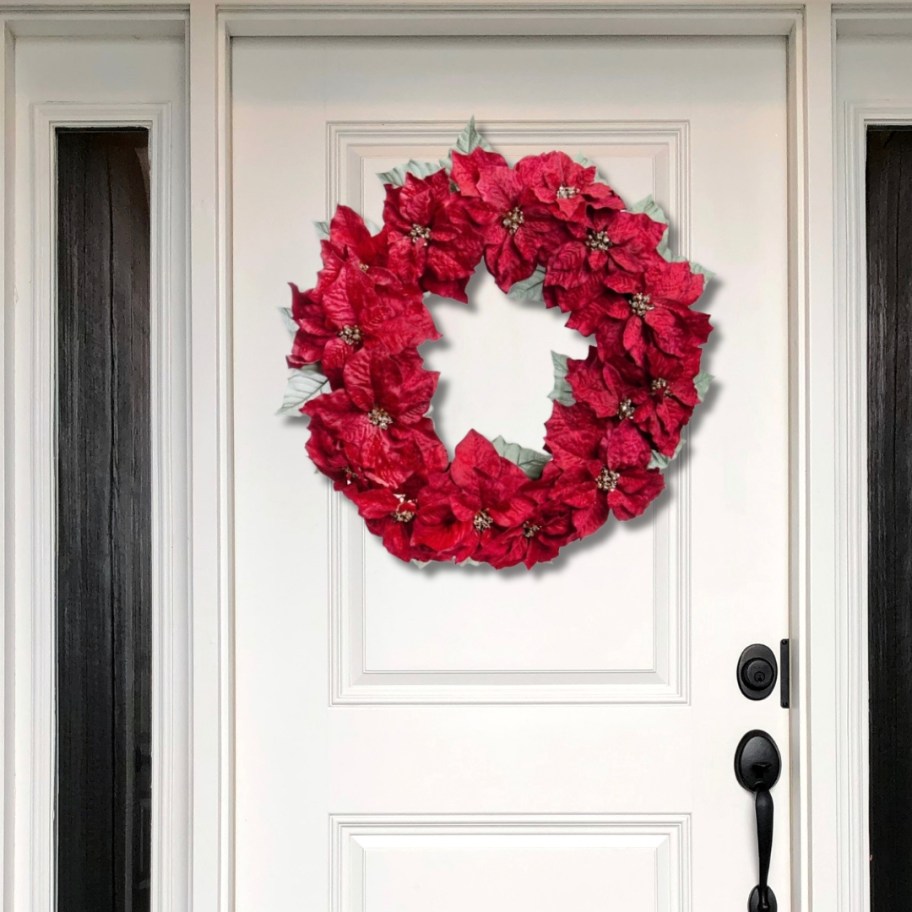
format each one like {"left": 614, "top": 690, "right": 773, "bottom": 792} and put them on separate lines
{"left": 230, "top": 35, "right": 790, "bottom": 911}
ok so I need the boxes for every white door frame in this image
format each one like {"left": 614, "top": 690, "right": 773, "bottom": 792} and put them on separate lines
{"left": 0, "top": 3, "right": 895, "bottom": 911}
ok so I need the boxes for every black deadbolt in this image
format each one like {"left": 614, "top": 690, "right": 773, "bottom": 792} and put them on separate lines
{"left": 737, "top": 644, "right": 778, "bottom": 700}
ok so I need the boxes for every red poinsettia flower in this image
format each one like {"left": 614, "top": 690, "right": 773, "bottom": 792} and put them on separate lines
{"left": 304, "top": 413, "right": 373, "bottom": 492}
{"left": 559, "top": 261, "right": 710, "bottom": 363}
{"left": 347, "top": 473, "right": 431, "bottom": 562}
{"left": 382, "top": 169, "right": 484, "bottom": 302}
{"left": 566, "top": 346, "right": 648, "bottom": 420}
{"left": 544, "top": 403, "right": 664, "bottom": 533}
{"left": 544, "top": 209, "right": 667, "bottom": 304}
{"left": 515, "top": 151, "right": 624, "bottom": 222}
{"left": 450, "top": 147, "right": 509, "bottom": 197}
{"left": 303, "top": 347, "right": 447, "bottom": 486}
{"left": 413, "top": 430, "right": 535, "bottom": 563}
{"left": 483, "top": 463, "right": 578, "bottom": 568}
{"left": 464, "top": 163, "right": 570, "bottom": 291}
{"left": 633, "top": 346, "right": 702, "bottom": 455}
{"left": 286, "top": 272, "right": 439, "bottom": 379}
{"left": 566, "top": 345, "right": 700, "bottom": 456}
{"left": 314, "top": 205, "right": 410, "bottom": 296}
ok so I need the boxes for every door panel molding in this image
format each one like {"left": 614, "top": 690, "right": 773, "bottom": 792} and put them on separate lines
{"left": 331, "top": 814, "right": 691, "bottom": 912}
{"left": 327, "top": 117, "right": 692, "bottom": 705}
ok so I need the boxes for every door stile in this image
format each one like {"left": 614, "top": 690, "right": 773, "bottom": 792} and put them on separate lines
{"left": 189, "top": 5, "right": 236, "bottom": 912}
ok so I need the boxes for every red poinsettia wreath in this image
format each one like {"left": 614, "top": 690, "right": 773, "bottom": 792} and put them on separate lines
{"left": 280, "top": 120, "right": 713, "bottom": 569}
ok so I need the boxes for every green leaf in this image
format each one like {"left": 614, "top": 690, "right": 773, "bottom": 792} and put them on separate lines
{"left": 279, "top": 306, "right": 298, "bottom": 337}
{"left": 648, "top": 440, "right": 685, "bottom": 470}
{"left": 630, "top": 196, "right": 715, "bottom": 281}
{"left": 690, "top": 261, "right": 716, "bottom": 282}
{"left": 573, "top": 152, "right": 605, "bottom": 180}
{"left": 378, "top": 159, "right": 446, "bottom": 187}
{"left": 548, "top": 351, "right": 576, "bottom": 406}
{"left": 629, "top": 194, "right": 669, "bottom": 225}
{"left": 491, "top": 435, "right": 550, "bottom": 479}
{"left": 452, "top": 116, "right": 493, "bottom": 156}
{"left": 314, "top": 220, "right": 330, "bottom": 240}
{"left": 507, "top": 266, "right": 546, "bottom": 305}
{"left": 277, "top": 365, "right": 329, "bottom": 416}
{"left": 694, "top": 371, "right": 714, "bottom": 402}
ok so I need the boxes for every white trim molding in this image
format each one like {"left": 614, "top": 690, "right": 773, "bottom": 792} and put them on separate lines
{"left": 834, "top": 99, "right": 912, "bottom": 912}
{"left": 9, "top": 98, "right": 189, "bottom": 912}
{"left": 330, "top": 813, "right": 692, "bottom": 912}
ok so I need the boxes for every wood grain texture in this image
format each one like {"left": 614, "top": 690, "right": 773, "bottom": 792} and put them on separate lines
{"left": 867, "top": 128, "right": 912, "bottom": 912}
{"left": 56, "top": 130, "right": 152, "bottom": 912}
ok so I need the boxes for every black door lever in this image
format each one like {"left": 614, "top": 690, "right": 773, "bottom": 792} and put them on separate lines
{"left": 735, "top": 730, "right": 781, "bottom": 912}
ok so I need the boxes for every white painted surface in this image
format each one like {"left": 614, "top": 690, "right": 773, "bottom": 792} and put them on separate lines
{"left": 230, "top": 35, "right": 791, "bottom": 911}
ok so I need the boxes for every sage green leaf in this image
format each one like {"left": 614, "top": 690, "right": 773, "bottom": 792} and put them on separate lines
{"left": 690, "top": 261, "right": 716, "bottom": 282}
{"left": 549, "top": 351, "right": 576, "bottom": 406}
{"left": 277, "top": 365, "right": 329, "bottom": 416}
{"left": 630, "top": 196, "right": 714, "bottom": 281}
{"left": 452, "top": 116, "right": 493, "bottom": 155}
{"left": 648, "top": 440, "right": 685, "bottom": 470}
{"left": 694, "top": 371, "right": 714, "bottom": 402}
{"left": 378, "top": 159, "right": 447, "bottom": 187}
{"left": 314, "top": 220, "right": 330, "bottom": 240}
{"left": 491, "top": 435, "right": 550, "bottom": 479}
{"left": 573, "top": 152, "right": 605, "bottom": 180}
{"left": 629, "top": 194, "right": 669, "bottom": 225}
{"left": 279, "top": 306, "right": 298, "bottom": 337}
{"left": 630, "top": 196, "right": 682, "bottom": 263}
{"left": 507, "top": 266, "right": 546, "bottom": 304}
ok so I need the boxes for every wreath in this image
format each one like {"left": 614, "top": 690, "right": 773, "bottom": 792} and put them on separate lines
{"left": 279, "top": 120, "right": 713, "bottom": 569}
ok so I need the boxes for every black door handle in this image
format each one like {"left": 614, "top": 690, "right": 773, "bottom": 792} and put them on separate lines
{"left": 735, "top": 730, "right": 781, "bottom": 912}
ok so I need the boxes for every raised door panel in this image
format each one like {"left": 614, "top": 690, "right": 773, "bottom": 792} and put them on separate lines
{"left": 325, "top": 120, "right": 690, "bottom": 704}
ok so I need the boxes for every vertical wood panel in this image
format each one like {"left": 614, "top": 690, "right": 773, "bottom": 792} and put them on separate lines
{"left": 867, "top": 128, "right": 912, "bottom": 912}
{"left": 56, "top": 130, "right": 151, "bottom": 912}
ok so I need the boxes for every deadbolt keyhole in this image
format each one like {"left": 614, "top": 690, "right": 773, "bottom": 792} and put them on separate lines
{"left": 737, "top": 645, "right": 779, "bottom": 700}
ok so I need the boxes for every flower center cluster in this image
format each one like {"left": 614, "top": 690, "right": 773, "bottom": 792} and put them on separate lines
{"left": 556, "top": 185, "right": 579, "bottom": 199}
{"left": 391, "top": 496, "right": 416, "bottom": 523}
{"left": 502, "top": 207, "right": 524, "bottom": 234}
{"left": 522, "top": 521, "right": 541, "bottom": 539}
{"left": 409, "top": 223, "right": 432, "bottom": 243}
{"left": 473, "top": 509, "right": 494, "bottom": 532}
{"left": 596, "top": 467, "right": 621, "bottom": 492}
{"left": 651, "top": 377, "right": 668, "bottom": 396}
{"left": 585, "top": 230, "right": 613, "bottom": 252}
{"left": 338, "top": 324, "right": 363, "bottom": 346}
{"left": 367, "top": 406, "right": 394, "bottom": 430}
{"left": 617, "top": 398, "right": 636, "bottom": 420}
{"left": 629, "top": 292, "right": 654, "bottom": 316}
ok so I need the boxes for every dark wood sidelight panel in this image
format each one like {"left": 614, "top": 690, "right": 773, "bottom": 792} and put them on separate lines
{"left": 867, "top": 127, "right": 912, "bottom": 912}
{"left": 56, "top": 129, "right": 152, "bottom": 912}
